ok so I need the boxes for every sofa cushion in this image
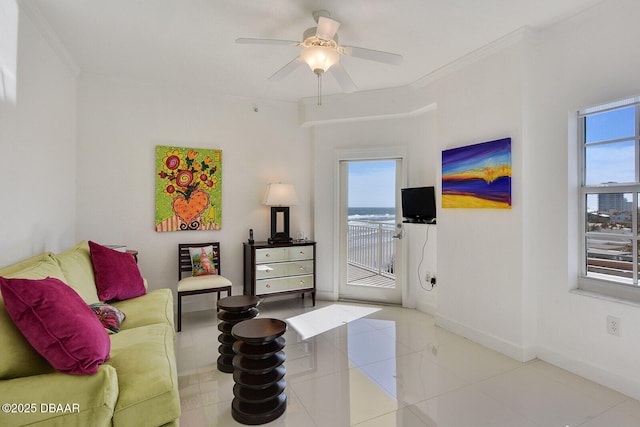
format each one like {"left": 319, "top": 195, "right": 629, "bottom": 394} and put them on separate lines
{"left": 0, "top": 364, "right": 118, "bottom": 427}
{"left": 0, "top": 255, "right": 68, "bottom": 379}
{"left": 111, "top": 289, "right": 174, "bottom": 332}
{"left": 52, "top": 240, "right": 101, "bottom": 304}
{"left": 0, "top": 253, "right": 67, "bottom": 282}
{"left": 0, "top": 253, "right": 52, "bottom": 277}
{"left": 90, "top": 303, "right": 126, "bottom": 334}
{"left": 107, "top": 323, "right": 180, "bottom": 426}
{"left": 0, "top": 276, "right": 111, "bottom": 375}
{"left": 89, "top": 241, "right": 146, "bottom": 301}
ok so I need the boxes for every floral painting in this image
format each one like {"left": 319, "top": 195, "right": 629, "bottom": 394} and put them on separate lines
{"left": 442, "top": 138, "right": 512, "bottom": 209}
{"left": 155, "top": 146, "right": 222, "bottom": 231}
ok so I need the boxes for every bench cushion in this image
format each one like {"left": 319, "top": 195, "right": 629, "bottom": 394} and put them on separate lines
{"left": 178, "top": 274, "right": 232, "bottom": 292}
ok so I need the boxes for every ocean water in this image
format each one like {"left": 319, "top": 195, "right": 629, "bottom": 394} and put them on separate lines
{"left": 348, "top": 207, "right": 396, "bottom": 223}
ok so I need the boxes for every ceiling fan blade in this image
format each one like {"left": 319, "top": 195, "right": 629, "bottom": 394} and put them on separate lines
{"left": 268, "top": 57, "right": 305, "bottom": 81}
{"left": 329, "top": 63, "right": 357, "bottom": 93}
{"left": 340, "top": 45, "right": 403, "bottom": 65}
{"left": 316, "top": 16, "right": 340, "bottom": 41}
{"left": 236, "top": 38, "right": 299, "bottom": 46}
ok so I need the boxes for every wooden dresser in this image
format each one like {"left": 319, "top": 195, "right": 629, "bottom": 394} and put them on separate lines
{"left": 243, "top": 241, "right": 316, "bottom": 305}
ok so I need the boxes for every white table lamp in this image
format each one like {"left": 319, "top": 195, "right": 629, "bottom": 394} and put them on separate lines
{"left": 263, "top": 183, "right": 298, "bottom": 244}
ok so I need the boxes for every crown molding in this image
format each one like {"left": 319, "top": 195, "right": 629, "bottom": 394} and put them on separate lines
{"left": 17, "top": 0, "right": 80, "bottom": 77}
{"left": 410, "top": 27, "right": 530, "bottom": 90}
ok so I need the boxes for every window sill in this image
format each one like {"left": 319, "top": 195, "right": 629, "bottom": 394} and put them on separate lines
{"left": 571, "top": 288, "right": 640, "bottom": 308}
{"left": 575, "top": 276, "right": 640, "bottom": 306}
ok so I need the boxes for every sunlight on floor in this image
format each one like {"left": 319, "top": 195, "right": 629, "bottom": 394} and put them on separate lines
{"left": 286, "top": 304, "right": 380, "bottom": 340}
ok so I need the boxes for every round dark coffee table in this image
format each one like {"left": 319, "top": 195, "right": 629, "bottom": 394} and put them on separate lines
{"left": 231, "top": 318, "right": 287, "bottom": 425}
{"left": 216, "top": 295, "right": 260, "bottom": 373}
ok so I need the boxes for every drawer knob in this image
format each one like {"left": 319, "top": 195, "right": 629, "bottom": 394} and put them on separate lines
{"left": 266, "top": 284, "right": 271, "bottom": 288}
{"left": 299, "top": 280, "right": 305, "bottom": 285}
{"left": 265, "top": 253, "right": 270, "bottom": 257}
{"left": 299, "top": 266, "right": 305, "bottom": 271}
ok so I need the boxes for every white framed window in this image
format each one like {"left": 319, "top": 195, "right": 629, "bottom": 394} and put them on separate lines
{"left": 578, "top": 97, "right": 640, "bottom": 302}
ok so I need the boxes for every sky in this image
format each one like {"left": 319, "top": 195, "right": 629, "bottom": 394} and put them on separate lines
{"left": 348, "top": 160, "right": 396, "bottom": 207}
{"left": 585, "top": 105, "right": 635, "bottom": 185}
{"left": 584, "top": 104, "right": 637, "bottom": 211}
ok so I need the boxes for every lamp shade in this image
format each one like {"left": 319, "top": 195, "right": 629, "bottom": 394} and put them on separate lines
{"left": 300, "top": 46, "right": 339, "bottom": 73}
{"left": 263, "top": 183, "right": 298, "bottom": 206}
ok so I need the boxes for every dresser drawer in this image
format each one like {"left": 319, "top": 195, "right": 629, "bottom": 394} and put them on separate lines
{"left": 286, "top": 246, "right": 314, "bottom": 261}
{"left": 255, "top": 246, "right": 314, "bottom": 264}
{"left": 256, "top": 248, "right": 284, "bottom": 263}
{"left": 256, "top": 260, "right": 314, "bottom": 280}
{"left": 255, "top": 275, "right": 314, "bottom": 295}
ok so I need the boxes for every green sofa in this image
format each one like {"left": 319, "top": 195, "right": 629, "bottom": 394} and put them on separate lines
{"left": 0, "top": 241, "right": 180, "bottom": 426}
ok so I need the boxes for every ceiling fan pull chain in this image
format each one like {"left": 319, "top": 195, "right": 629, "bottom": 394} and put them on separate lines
{"left": 317, "top": 72, "right": 322, "bottom": 106}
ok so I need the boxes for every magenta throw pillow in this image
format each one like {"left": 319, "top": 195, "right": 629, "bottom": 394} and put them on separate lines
{"left": 89, "top": 241, "right": 146, "bottom": 301}
{"left": 0, "top": 276, "right": 110, "bottom": 375}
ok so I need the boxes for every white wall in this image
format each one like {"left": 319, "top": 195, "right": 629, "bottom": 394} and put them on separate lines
{"left": 0, "top": 8, "right": 77, "bottom": 266}
{"left": 406, "top": 223, "right": 438, "bottom": 314}
{"left": 431, "top": 38, "right": 529, "bottom": 361}
{"left": 309, "top": 112, "right": 439, "bottom": 305}
{"left": 75, "top": 79, "right": 310, "bottom": 310}
{"left": 528, "top": 0, "right": 640, "bottom": 399}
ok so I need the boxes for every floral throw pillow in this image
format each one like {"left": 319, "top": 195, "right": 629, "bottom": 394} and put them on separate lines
{"left": 89, "top": 303, "right": 126, "bottom": 334}
{"left": 188, "top": 246, "right": 218, "bottom": 276}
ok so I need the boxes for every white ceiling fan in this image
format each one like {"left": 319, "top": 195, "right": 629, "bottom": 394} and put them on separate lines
{"left": 236, "top": 10, "right": 403, "bottom": 105}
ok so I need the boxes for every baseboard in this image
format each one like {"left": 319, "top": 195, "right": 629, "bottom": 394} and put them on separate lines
{"left": 435, "top": 313, "right": 536, "bottom": 362}
{"left": 316, "top": 290, "right": 338, "bottom": 301}
{"left": 415, "top": 301, "right": 437, "bottom": 316}
{"left": 536, "top": 345, "right": 640, "bottom": 401}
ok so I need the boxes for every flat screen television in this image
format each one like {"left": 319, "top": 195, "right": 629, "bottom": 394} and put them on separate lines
{"left": 401, "top": 186, "right": 436, "bottom": 224}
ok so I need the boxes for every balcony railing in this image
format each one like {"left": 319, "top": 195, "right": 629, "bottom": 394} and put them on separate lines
{"left": 348, "top": 220, "right": 396, "bottom": 279}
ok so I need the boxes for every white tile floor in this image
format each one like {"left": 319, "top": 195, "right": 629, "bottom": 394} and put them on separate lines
{"left": 176, "top": 299, "right": 640, "bottom": 427}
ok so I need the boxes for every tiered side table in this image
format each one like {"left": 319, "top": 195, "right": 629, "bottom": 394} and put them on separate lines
{"left": 231, "top": 318, "right": 287, "bottom": 425}
{"left": 216, "top": 295, "right": 260, "bottom": 373}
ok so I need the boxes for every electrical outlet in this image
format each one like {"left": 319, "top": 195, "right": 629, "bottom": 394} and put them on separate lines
{"left": 424, "top": 272, "right": 432, "bottom": 283}
{"left": 607, "top": 316, "right": 621, "bottom": 336}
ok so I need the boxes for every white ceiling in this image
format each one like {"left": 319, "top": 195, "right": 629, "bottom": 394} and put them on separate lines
{"left": 26, "top": 0, "right": 603, "bottom": 103}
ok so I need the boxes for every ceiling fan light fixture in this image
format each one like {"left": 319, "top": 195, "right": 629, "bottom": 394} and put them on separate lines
{"left": 300, "top": 45, "right": 339, "bottom": 74}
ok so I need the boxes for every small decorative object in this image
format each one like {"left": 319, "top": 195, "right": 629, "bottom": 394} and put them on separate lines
{"left": 188, "top": 245, "right": 218, "bottom": 276}
{"left": 155, "top": 145, "right": 222, "bottom": 232}
{"left": 248, "top": 229, "right": 254, "bottom": 244}
{"left": 442, "top": 138, "right": 512, "bottom": 209}
{"left": 263, "top": 183, "right": 298, "bottom": 244}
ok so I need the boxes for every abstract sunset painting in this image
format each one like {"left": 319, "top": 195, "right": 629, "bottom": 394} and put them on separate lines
{"left": 442, "top": 138, "right": 512, "bottom": 209}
